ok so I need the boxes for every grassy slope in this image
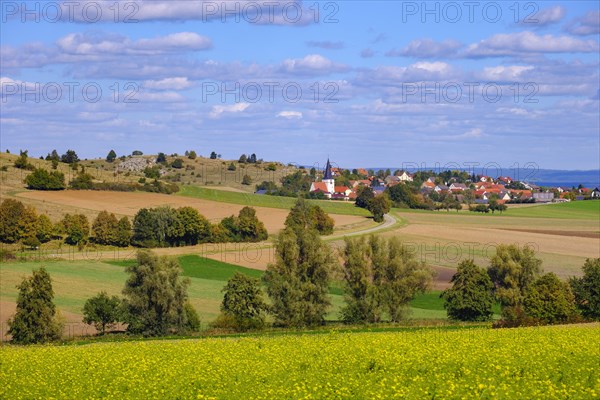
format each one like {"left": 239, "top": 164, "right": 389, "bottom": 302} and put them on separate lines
{"left": 1, "top": 255, "right": 448, "bottom": 323}
{"left": 178, "top": 185, "right": 370, "bottom": 216}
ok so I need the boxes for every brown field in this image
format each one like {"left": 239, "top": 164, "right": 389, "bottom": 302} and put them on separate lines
{"left": 15, "top": 190, "right": 366, "bottom": 234}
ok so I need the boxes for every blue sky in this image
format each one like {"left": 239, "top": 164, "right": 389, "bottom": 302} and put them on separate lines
{"left": 1, "top": 1, "right": 599, "bottom": 170}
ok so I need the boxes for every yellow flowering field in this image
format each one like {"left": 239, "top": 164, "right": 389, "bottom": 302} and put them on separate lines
{"left": 1, "top": 324, "right": 599, "bottom": 399}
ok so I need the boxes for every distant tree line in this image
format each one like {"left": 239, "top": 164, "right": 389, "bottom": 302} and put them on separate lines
{"left": 0, "top": 199, "right": 270, "bottom": 249}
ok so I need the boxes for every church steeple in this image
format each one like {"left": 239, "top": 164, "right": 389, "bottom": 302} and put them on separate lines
{"left": 323, "top": 159, "right": 333, "bottom": 180}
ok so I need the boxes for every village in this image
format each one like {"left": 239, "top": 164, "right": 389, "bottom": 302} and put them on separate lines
{"left": 305, "top": 159, "right": 600, "bottom": 205}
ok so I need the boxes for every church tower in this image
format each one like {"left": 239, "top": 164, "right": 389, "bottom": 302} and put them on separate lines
{"left": 323, "top": 159, "right": 335, "bottom": 194}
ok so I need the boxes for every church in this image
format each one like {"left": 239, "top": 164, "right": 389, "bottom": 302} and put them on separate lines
{"left": 309, "top": 159, "right": 354, "bottom": 200}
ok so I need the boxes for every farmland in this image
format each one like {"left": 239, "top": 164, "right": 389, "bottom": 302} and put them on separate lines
{"left": 0, "top": 256, "right": 448, "bottom": 338}
{"left": 1, "top": 324, "right": 598, "bottom": 399}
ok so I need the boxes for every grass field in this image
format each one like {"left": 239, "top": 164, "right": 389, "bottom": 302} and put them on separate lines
{"left": 0, "top": 255, "right": 448, "bottom": 336}
{"left": 178, "top": 185, "right": 371, "bottom": 216}
{"left": 2, "top": 324, "right": 598, "bottom": 399}
{"left": 503, "top": 200, "right": 600, "bottom": 219}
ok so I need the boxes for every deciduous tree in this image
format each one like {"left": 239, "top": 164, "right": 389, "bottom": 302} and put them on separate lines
{"left": 442, "top": 260, "right": 494, "bottom": 321}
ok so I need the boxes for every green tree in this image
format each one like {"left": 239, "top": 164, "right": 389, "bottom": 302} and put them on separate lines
{"left": 61, "top": 149, "right": 79, "bottom": 164}
{"left": 227, "top": 162, "right": 236, "bottom": 171}
{"left": 36, "top": 214, "right": 54, "bottom": 243}
{"left": 114, "top": 217, "right": 132, "bottom": 247}
{"left": 309, "top": 205, "right": 334, "bottom": 235}
{"left": 210, "top": 151, "right": 217, "bottom": 159}
{"left": 122, "top": 250, "right": 199, "bottom": 336}
{"left": 14, "top": 150, "right": 34, "bottom": 170}
{"left": 45, "top": 149, "right": 60, "bottom": 162}
{"left": 355, "top": 186, "right": 375, "bottom": 209}
{"left": 237, "top": 206, "right": 268, "bottom": 242}
{"left": 239, "top": 154, "right": 247, "bottom": 164}
{"left": 69, "top": 172, "right": 94, "bottom": 189}
{"left": 488, "top": 244, "right": 542, "bottom": 321}
{"left": 92, "top": 211, "right": 119, "bottom": 245}
{"left": 132, "top": 150, "right": 143, "bottom": 156}
{"left": 131, "top": 207, "right": 183, "bottom": 247}
{"left": 263, "top": 226, "right": 335, "bottom": 327}
{"left": 8, "top": 267, "right": 62, "bottom": 344}
{"left": 106, "top": 150, "right": 117, "bottom": 163}
{"left": 569, "top": 258, "right": 600, "bottom": 320}
{"left": 25, "top": 168, "right": 66, "bottom": 190}
{"left": 441, "top": 260, "right": 495, "bottom": 321}
{"left": 367, "top": 194, "right": 391, "bottom": 223}
{"left": 371, "top": 236, "right": 433, "bottom": 322}
{"left": 217, "top": 272, "right": 267, "bottom": 331}
{"left": 187, "top": 150, "right": 197, "bottom": 160}
{"left": 61, "top": 213, "right": 90, "bottom": 245}
{"left": 340, "top": 237, "right": 381, "bottom": 323}
{"left": 83, "top": 292, "right": 123, "bottom": 335}
{"left": 523, "top": 273, "right": 577, "bottom": 324}
{"left": 171, "top": 158, "right": 184, "bottom": 169}
{"left": 285, "top": 198, "right": 335, "bottom": 235}
{"left": 156, "top": 152, "right": 167, "bottom": 163}
{"left": 177, "top": 207, "right": 211, "bottom": 245}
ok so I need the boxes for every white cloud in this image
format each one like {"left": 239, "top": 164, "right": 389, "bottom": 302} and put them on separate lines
{"left": 466, "top": 32, "right": 599, "bottom": 57}
{"left": 478, "top": 65, "right": 534, "bottom": 81}
{"left": 209, "top": 103, "right": 250, "bottom": 118}
{"left": 57, "top": 31, "right": 212, "bottom": 56}
{"left": 144, "top": 77, "right": 193, "bottom": 90}
{"left": 280, "top": 54, "right": 346, "bottom": 74}
{"left": 277, "top": 111, "right": 303, "bottom": 119}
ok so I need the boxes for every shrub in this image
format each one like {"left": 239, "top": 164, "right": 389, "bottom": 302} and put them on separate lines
{"left": 25, "top": 168, "right": 65, "bottom": 190}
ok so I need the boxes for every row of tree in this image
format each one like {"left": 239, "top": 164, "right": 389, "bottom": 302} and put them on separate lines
{"left": 0, "top": 199, "right": 273, "bottom": 248}
{"left": 441, "top": 246, "right": 600, "bottom": 325}
{"left": 8, "top": 250, "right": 201, "bottom": 343}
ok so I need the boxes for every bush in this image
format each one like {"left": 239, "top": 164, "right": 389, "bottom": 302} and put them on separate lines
{"left": 171, "top": 158, "right": 184, "bottom": 169}
{"left": 241, "top": 174, "right": 252, "bottom": 185}
{"left": 69, "top": 173, "right": 94, "bottom": 190}
{"left": 25, "top": 168, "right": 65, "bottom": 190}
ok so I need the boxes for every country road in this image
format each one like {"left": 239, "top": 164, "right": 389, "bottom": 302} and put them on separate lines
{"left": 327, "top": 213, "right": 398, "bottom": 241}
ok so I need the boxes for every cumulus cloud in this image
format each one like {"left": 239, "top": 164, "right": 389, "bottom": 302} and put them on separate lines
{"left": 564, "top": 10, "right": 600, "bottom": 36}
{"left": 386, "top": 39, "right": 462, "bottom": 58}
{"left": 465, "top": 31, "right": 600, "bottom": 57}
